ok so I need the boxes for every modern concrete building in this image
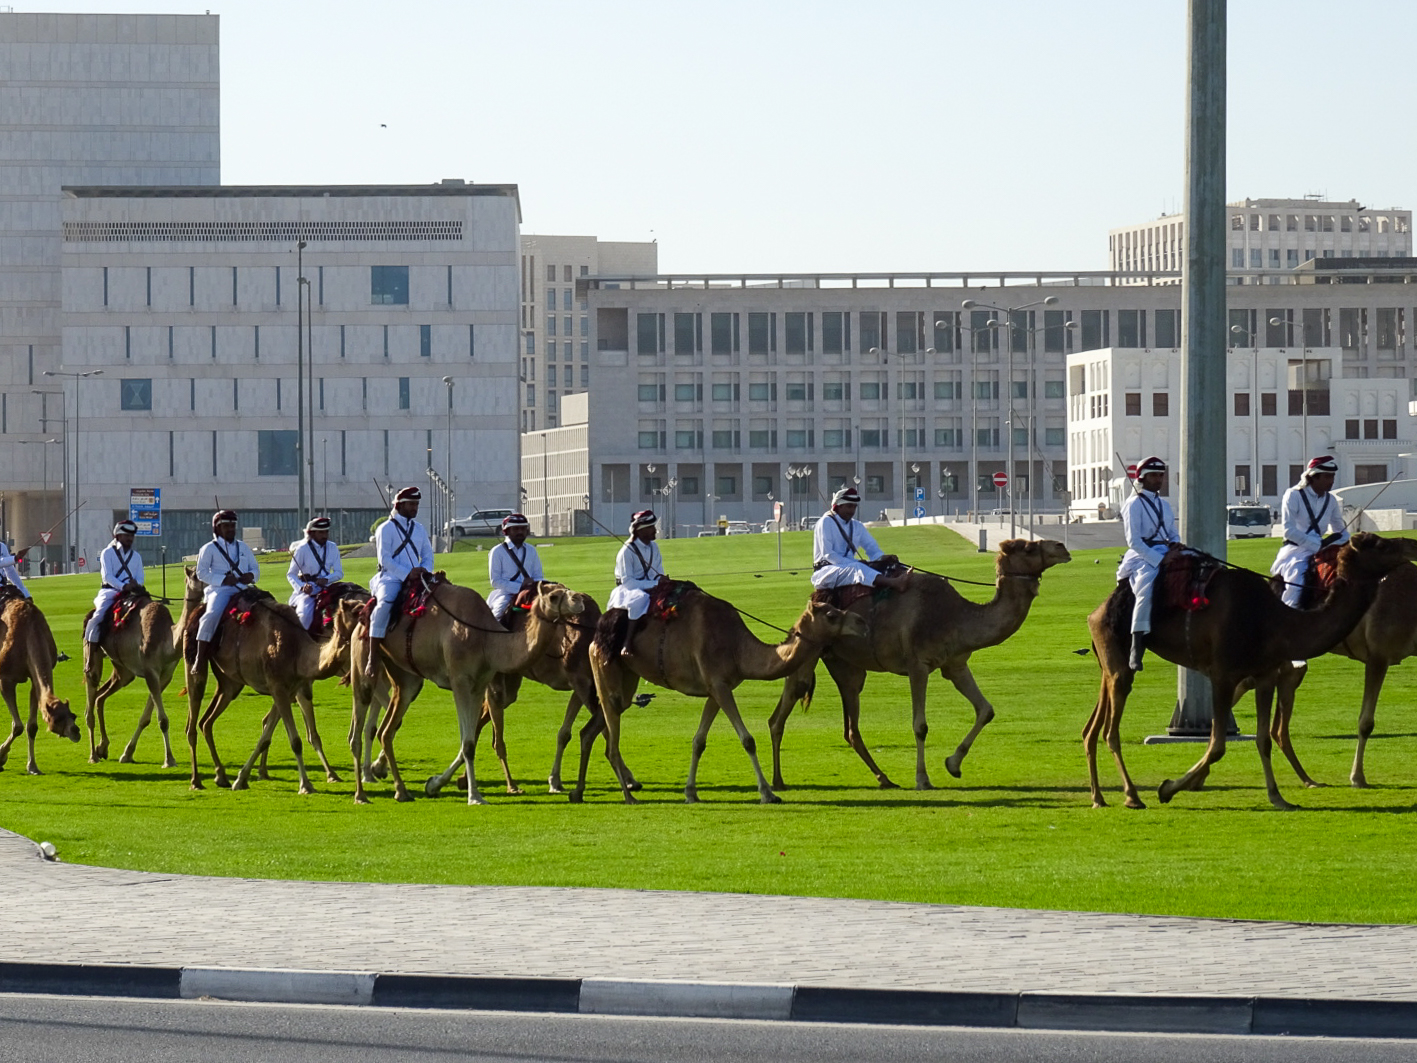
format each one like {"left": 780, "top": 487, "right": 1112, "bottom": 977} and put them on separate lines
{"left": 1110, "top": 198, "right": 1412, "bottom": 281}
{"left": 518, "top": 235, "right": 656, "bottom": 432}
{"left": 563, "top": 264, "right": 1417, "bottom": 536}
{"left": 520, "top": 391, "right": 590, "bottom": 537}
{"left": 0, "top": 11, "right": 220, "bottom": 565}
{"left": 1066, "top": 343, "right": 1412, "bottom": 516}
{"left": 53, "top": 182, "right": 522, "bottom": 560}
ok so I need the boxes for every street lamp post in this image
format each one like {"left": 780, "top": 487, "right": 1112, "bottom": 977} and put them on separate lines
{"left": 16, "top": 439, "right": 60, "bottom": 571}
{"left": 665, "top": 477, "right": 678, "bottom": 538}
{"left": 962, "top": 297, "right": 1059, "bottom": 538}
{"left": 442, "top": 376, "right": 456, "bottom": 547}
{"left": 42, "top": 368, "right": 102, "bottom": 569}
{"left": 295, "top": 240, "right": 307, "bottom": 528}
{"left": 1270, "top": 315, "right": 1315, "bottom": 458}
{"left": 1231, "top": 322, "right": 1260, "bottom": 499}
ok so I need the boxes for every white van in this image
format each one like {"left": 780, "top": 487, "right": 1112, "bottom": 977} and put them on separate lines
{"left": 1226, "top": 504, "right": 1273, "bottom": 539}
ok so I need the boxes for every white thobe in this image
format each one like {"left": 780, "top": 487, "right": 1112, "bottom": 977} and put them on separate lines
{"left": 1116, "top": 488, "right": 1178, "bottom": 633}
{"left": 607, "top": 537, "right": 665, "bottom": 620}
{"left": 487, "top": 539, "right": 544, "bottom": 620}
{"left": 810, "top": 511, "right": 886, "bottom": 589}
{"left": 194, "top": 536, "right": 260, "bottom": 641}
{"left": 84, "top": 541, "right": 145, "bottom": 642}
{"left": 370, "top": 512, "right": 435, "bottom": 638}
{"left": 0, "top": 543, "right": 28, "bottom": 600}
{"left": 286, "top": 538, "right": 345, "bottom": 628}
{"left": 1271, "top": 484, "right": 1349, "bottom": 607}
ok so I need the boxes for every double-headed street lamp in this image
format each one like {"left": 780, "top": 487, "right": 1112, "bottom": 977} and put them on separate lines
{"left": 961, "top": 297, "right": 1059, "bottom": 537}
{"left": 1269, "top": 315, "right": 1320, "bottom": 457}
{"left": 42, "top": 368, "right": 102, "bottom": 568}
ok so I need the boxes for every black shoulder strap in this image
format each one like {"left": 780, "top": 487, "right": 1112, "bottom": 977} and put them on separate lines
{"left": 391, "top": 517, "right": 418, "bottom": 560}
{"left": 504, "top": 543, "right": 532, "bottom": 584}
{"left": 830, "top": 514, "right": 859, "bottom": 558}
{"left": 113, "top": 546, "right": 136, "bottom": 584}
{"left": 1298, "top": 488, "right": 1329, "bottom": 536}
{"left": 212, "top": 537, "right": 240, "bottom": 574}
{"left": 628, "top": 540, "right": 655, "bottom": 580}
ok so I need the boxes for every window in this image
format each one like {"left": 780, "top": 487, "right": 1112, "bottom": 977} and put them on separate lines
{"left": 865, "top": 474, "right": 885, "bottom": 495}
{"left": 580, "top": 365, "right": 590, "bottom": 387}
{"left": 120, "top": 378, "right": 152, "bottom": 411}
{"left": 1234, "top": 392, "right": 1250, "bottom": 416}
{"left": 712, "top": 429, "right": 736, "bottom": 449}
{"left": 748, "top": 381, "right": 773, "bottom": 402}
{"left": 1042, "top": 310, "right": 1069, "bottom": 354}
{"left": 973, "top": 378, "right": 998, "bottom": 400}
{"left": 680, "top": 475, "right": 700, "bottom": 495}
{"left": 785, "top": 312, "right": 811, "bottom": 354}
{"left": 1261, "top": 393, "right": 1277, "bottom": 416}
{"left": 1044, "top": 380, "right": 1065, "bottom": 399}
{"left": 1154, "top": 309, "right": 1178, "bottom": 348}
{"left": 675, "top": 382, "right": 698, "bottom": 402}
{"left": 1152, "top": 392, "right": 1169, "bottom": 416}
{"left": 1345, "top": 419, "right": 1360, "bottom": 440}
{"left": 933, "top": 312, "right": 956, "bottom": 354}
{"left": 1231, "top": 248, "right": 1245, "bottom": 268}
{"left": 934, "top": 427, "right": 962, "bottom": 447}
{"left": 1044, "top": 426, "right": 1065, "bottom": 446}
{"left": 786, "top": 381, "right": 809, "bottom": 401}
{"left": 716, "top": 475, "right": 737, "bottom": 496}
{"left": 859, "top": 428, "right": 882, "bottom": 447}
{"left": 547, "top": 315, "right": 558, "bottom": 336}
{"left": 546, "top": 264, "right": 556, "bottom": 282}
{"left": 860, "top": 381, "right": 881, "bottom": 400}
{"left": 1234, "top": 464, "right": 1251, "bottom": 495}
{"left": 638, "top": 430, "right": 660, "bottom": 448}
{"left": 1262, "top": 465, "right": 1278, "bottom": 496}
{"left": 748, "top": 429, "right": 774, "bottom": 448}
{"left": 637, "top": 382, "right": 662, "bottom": 403}
{"left": 753, "top": 475, "right": 773, "bottom": 495}
{"left": 822, "top": 428, "right": 847, "bottom": 448}
{"left": 1384, "top": 419, "right": 1398, "bottom": 439}
{"left": 1080, "top": 310, "right": 1108, "bottom": 351}
{"left": 1010, "top": 380, "right": 1027, "bottom": 399}
{"left": 1355, "top": 464, "right": 1388, "bottom": 484}
{"left": 257, "top": 430, "right": 298, "bottom": 475}
{"left": 823, "top": 381, "right": 845, "bottom": 401}
{"left": 710, "top": 312, "right": 736, "bottom": 355}
{"left": 896, "top": 311, "right": 919, "bottom": 354}
{"left": 934, "top": 380, "right": 957, "bottom": 400}
{"left": 1250, "top": 249, "right": 1262, "bottom": 268}
{"left": 420, "top": 324, "right": 431, "bottom": 357}
{"left": 822, "top": 312, "right": 849, "bottom": 354}
{"left": 786, "top": 428, "right": 809, "bottom": 448}
{"left": 674, "top": 313, "right": 698, "bottom": 354}
{"left": 1124, "top": 392, "right": 1141, "bottom": 416}
{"left": 711, "top": 382, "right": 734, "bottom": 402}
{"left": 748, "top": 312, "right": 773, "bottom": 355}
{"left": 371, "top": 265, "right": 409, "bottom": 305}
{"left": 398, "top": 377, "right": 410, "bottom": 409}
{"left": 637, "top": 313, "right": 663, "bottom": 354}
{"left": 860, "top": 311, "right": 885, "bottom": 352}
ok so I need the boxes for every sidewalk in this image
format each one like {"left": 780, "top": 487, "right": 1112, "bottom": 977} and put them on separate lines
{"left": 3, "top": 823, "right": 1417, "bottom": 1033}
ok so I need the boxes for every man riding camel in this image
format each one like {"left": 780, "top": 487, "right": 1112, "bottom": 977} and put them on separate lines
{"left": 84, "top": 520, "right": 143, "bottom": 658}
{"left": 0, "top": 533, "right": 30, "bottom": 600}
{"left": 366, "top": 486, "right": 434, "bottom": 677}
{"left": 1117, "top": 455, "right": 1183, "bottom": 673}
{"left": 487, "top": 513, "right": 543, "bottom": 626}
{"left": 1271, "top": 455, "right": 1349, "bottom": 608}
{"left": 607, "top": 509, "right": 667, "bottom": 658}
{"left": 811, "top": 486, "right": 910, "bottom": 593}
{"left": 189, "top": 509, "right": 259, "bottom": 677}
{"left": 287, "top": 516, "right": 344, "bottom": 631}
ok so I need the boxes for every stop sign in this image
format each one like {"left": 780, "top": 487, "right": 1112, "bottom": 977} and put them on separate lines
{"left": 1126, "top": 464, "right": 1139, "bottom": 481}
{"left": 992, "top": 471, "right": 1009, "bottom": 488}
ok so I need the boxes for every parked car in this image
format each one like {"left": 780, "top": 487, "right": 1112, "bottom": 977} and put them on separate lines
{"left": 725, "top": 521, "right": 754, "bottom": 535}
{"left": 446, "top": 508, "right": 514, "bottom": 537}
{"left": 798, "top": 515, "right": 821, "bottom": 531}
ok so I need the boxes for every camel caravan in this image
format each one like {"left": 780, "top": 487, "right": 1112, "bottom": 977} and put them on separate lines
{"left": 6, "top": 454, "right": 1417, "bottom": 813}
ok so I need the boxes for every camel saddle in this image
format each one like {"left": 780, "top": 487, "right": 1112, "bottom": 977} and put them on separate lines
{"left": 223, "top": 586, "right": 276, "bottom": 626}
{"left": 0, "top": 583, "right": 26, "bottom": 607}
{"left": 356, "top": 571, "right": 449, "bottom": 637}
{"left": 647, "top": 578, "right": 696, "bottom": 622}
{"left": 91, "top": 585, "right": 151, "bottom": 642}
{"left": 1158, "top": 549, "right": 1224, "bottom": 612}
{"left": 308, "top": 581, "right": 360, "bottom": 636}
{"left": 810, "top": 560, "right": 906, "bottom": 612}
{"left": 1298, "top": 542, "right": 1344, "bottom": 610}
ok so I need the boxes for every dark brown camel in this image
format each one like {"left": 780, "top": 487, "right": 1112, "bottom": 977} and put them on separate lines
{"left": 0, "top": 593, "right": 80, "bottom": 774}
{"left": 767, "top": 539, "right": 1072, "bottom": 791}
{"left": 1083, "top": 532, "right": 1417, "bottom": 812}
{"left": 83, "top": 581, "right": 198, "bottom": 767}
{"left": 578, "top": 590, "right": 870, "bottom": 804}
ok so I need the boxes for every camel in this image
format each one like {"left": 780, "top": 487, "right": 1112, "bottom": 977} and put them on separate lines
{"left": 181, "top": 567, "right": 362, "bottom": 793}
{"left": 766, "top": 538, "right": 1073, "bottom": 792}
{"left": 1083, "top": 532, "right": 1417, "bottom": 812}
{"left": 354, "top": 578, "right": 584, "bottom": 805}
{"left": 575, "top": 589, "right": 871, "bottom": 805}
{"left": 0, "top": 593, "right": 80, "bottom": 774}
{"left": 82, "top": 580, "right": 199, "bottom": 767}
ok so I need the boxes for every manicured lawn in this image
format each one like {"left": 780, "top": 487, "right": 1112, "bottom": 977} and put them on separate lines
{"left": 3, "top": 526, "right": 1417, "bottom": 924}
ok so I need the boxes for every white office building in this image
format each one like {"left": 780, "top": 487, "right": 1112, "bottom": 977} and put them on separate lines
{"left": 1110, "top": 198, "right": 1412, "bottom": 280}
{"left": 51, "top": 182, "right": 522, "bottom": 560}
{"left": 0, "top": 11, "right": 219, "bottom": 564}
{"left": 518, "top": 235, "right": 656, "bottom": 432}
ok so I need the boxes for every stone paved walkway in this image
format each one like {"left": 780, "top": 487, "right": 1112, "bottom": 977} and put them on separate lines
{"left": 1, "top": 827, "right": 1414, "bottom": 1000}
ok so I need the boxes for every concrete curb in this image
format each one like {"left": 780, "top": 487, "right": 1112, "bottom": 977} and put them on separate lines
{"left": 1, "top": 961, "right": 1416, "bottom": 1038}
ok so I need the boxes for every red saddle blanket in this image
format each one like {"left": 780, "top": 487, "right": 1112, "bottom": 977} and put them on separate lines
{"left": 223, "top": 587, "right": 275, "bottom": 625}
{"left": 1159, "top": 550, "right": 1225, "bottom": 612}
{"left": 647, "top": 579, "right": 695, "bottom": 621}
{"left": 809, "top": 584, "right": 881, "bottom": 611}
{"left": 357, "top": 572, "right": 448, "bottom": 635}
{"left": 108, "top": 588, "right": 150, "bottom": 632}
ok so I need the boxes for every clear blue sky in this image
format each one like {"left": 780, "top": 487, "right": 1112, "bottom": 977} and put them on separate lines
{"left": 25, "top": 0, "right": 1417, "bottom": 272}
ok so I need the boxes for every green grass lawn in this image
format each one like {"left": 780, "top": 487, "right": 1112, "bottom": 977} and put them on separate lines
{"left": 4, "top": 526, "right": 1417, "bottom": 924}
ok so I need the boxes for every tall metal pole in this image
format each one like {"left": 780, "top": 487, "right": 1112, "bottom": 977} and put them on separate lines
{"left": 1170, "top": 0, "right": 1229, "bottom": 736}
{"left": 296, "top": 241, "right": 306, "bottom": 528}
{"left": 307, "top": 270, "right": 316, "bottom": 519}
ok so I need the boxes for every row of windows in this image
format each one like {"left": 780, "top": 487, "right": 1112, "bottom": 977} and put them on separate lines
{"left": 631, "top": 422, "right": 1065, "bottom": 451}
{"left": 92, "top": 264, "right": 466, "bottom": 310}
{"left": 635, "top": 378, "right": 1068, "bottom": 403}
{"left": 603, "top": 464, "right": 1054, "bottom": 504}
{"left": 93, "top": 322, "right": 475, "bottom": 363}
{"left": 1229, "top": 212, "right": 1407, "bottom": 234}
{"left": 123, "top": 428, "right": 449, "bottom": 481}
{"left": 101, "top": 375, "right": 452, "bottom": 415}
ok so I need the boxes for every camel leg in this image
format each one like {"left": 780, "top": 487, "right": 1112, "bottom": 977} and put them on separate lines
{"left": 85, "top": 658, "right": 122, "bottom": 762}
{"left": 940, "top": 663, "right": 996, "bottom": 780}
{"left": 447, "top": 674, "right": 488, "bottom": 806}
{"left": 825, "top": 658, "right": 898, "bottom": 789}
{"left": 568, "top": 706, "right": 604, "bottom": 803}
{"left": 348, "top": 672, "right": 380, "bottom": 805}
{"left": 907, "top": 666, "right": 935, "bottom": 790}
{"left": 1103, "top": 669, "right": 1144, "bottom": 809}
{"left": 484, "top": 698, "right": 522, "bottom": 795}
{"left": 767, "top": 666, "right": 813, "bottom": 791}
{"left": 198, "top": 684, "right": 237, "bottom": 789}
{"left": 184, "top": 646, "right": 208, "bottom": 789}
{"left": 293, "top": 685, "right": 341, "bottom": 783}
{"left": 279, "top": 699, "right": 316, "bottom": 795}
{"left": 1350, "top": 659, "right": 1389, "bottom": 789}
{"left": 710, "top": 682, "right": 780, "bottom": 804}
{"left": 684, "top": 697, "right": 720, "bottom": 803}
{"left": 376, "top": 674, "right": 423, "bottom": 802}
{"left": 1158, "top": 676, "right": 1235, "bottom": 806}
{"left": 1251, "top": 677, "right": 1298, "bottom": 811}
{"left": 24, "top": 684, "right": 42, "bottom": 775}
{"left": 233, "top": 701, "right": 285, "bottom": 791}
{"left": 0, "top": 681, "right": 21, "bottom": 771}
{"left": 573, "top": 668, "right": 637, "bottom": 804}
{"left": 1269, "top": 664, "right": 1322, "bottom": 789}
{"left": 548, "top": 692, "right": 582, "bottom": 794}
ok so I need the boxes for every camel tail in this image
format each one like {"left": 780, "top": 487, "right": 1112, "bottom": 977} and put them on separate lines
{"left": 592, "top": 609, "right": 628, "bottom": 659}
{"left": 798, "top": 669, "right": 816, "bottom": 713}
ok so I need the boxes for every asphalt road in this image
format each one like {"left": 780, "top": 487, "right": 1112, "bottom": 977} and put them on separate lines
{"left": 1, "top": 994, "right": 1416, "bottom": 1063}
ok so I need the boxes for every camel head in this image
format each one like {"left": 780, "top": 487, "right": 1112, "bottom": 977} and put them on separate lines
{"left": 996, "top": 538, "right": 1073, "bottom": 579}
{"left": 531, "top": 581, "right": 584, "bottom": 622}
{"left": 795, "top": 601, "right": 871, "bottom": 643}
{"left": 41, "top": 692, "right": 79, "bottom": 743}
{"left": 1336, "top": 532, "right": 1415, "bottom": 583}
{"left": 183, "top": 565, "right": 205, "bottom": 601}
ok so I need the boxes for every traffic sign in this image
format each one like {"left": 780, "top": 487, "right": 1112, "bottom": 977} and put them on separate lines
{"left": 914, "top": 487, "right": 925, "bottom": 501}
{"left": 1126, "top": 464, "right": 1138, "bottom": 481}
{"left": 38, "top": 531, "right": 51, "bottom": 544}
{"left": 992, "top": 471, "right": 1009, "bottom": 488}
{"left": 78, "top": 557, "right": 86, "bottom": 568}
{"left": 912, "top": 506, "right": 927, "bottom": 518}
{"left": 129, "top": 487, "right": 161, "bottom": 536}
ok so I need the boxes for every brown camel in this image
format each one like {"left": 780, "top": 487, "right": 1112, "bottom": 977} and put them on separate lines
{"left": 576, "top": 590, "right": 871, "bottom": 805}
{"left": 0, "top": 593, "right": 80, "bottom": 774}
{"left": 355, "top": 579, "right": 583, "bottom": 805}
{"left": 83, "top": 581, "right": 199, "bottom": 767}
{"left": 1083, "top": 532, "right": 1417, "bottom": 812}
{"left": 181, "top": 567, "right": 362, "bottom": 792}
{"left": 767, "top": 538, "right": 1073, "bottom": 792}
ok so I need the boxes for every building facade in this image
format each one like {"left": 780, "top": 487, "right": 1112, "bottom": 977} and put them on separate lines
{"left": 50, "top": 182, "right": 522, "bottom": 559}
{"left": 521, "top": 391, "right": 590, "bottom": 537}
{"left": 1110, "top": 198, "right": 1412, "bottom": 280}
{"left": 517, "top": 235, "right": 656, "bottom": 433}
{"left": 569, "top": 266, "right": 1417, "bottom": 536}
{"left": 1067, "top": 344, "right": 1412, "bottom": 515}
{"left": 0, "top": 11, "right": 220, "bottom": 564}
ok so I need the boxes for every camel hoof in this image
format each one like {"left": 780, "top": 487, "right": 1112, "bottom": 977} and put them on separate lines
{"left": 506, "top": 787, "right": 525, "bottom": 796}
{"left": 684, "top": 789, "right": 699, "bottom": 804}
{"left": 257, "top": 770, "right": 272, "bottom": 782}
{"left": 25, "top": 767, "right": 42, "bottom": 776}
{"left": 944, "top": 757, "right": 963, "bottom": 779}
{"left": 118, "top": 753, "right": 136, "bottom": 765}
{"left": 298, "top": 784, "right": 316, "bottom": 796}
{"left": 1157, "top": 780, "right": 1175, "bottom": 804}
{"left": 162, "top": 758, "right": 177, "bottom": 769}
{"left": 915, "top": 779, "right": 936, "bottom": 791}
{"left": 877, "top": 778, "right": 900, "bottom": 790}
{"left": 326, "top": 771, "right": 343, "bottom": 784}
{"left": 394, "top": 789, "right": 415, "bottom": 803}
{"left": 1303, "top": 780, "right": 1326, "bottom": 789}
{"left": 623, "top": 794, "right": 639, "bottom": 805}
{"left": 761, "top": 790, "right": 782, "bottom": 805}
{"left": 88, "top": 754, "right": 102, "bottom": 764}
{"left": 547, "top": 783, "right": 565, "bottom": 795}
{"left": 354, "top": 794, "right": 370, "bottom": 806}
{"left": 424, "top": 776, "right": 443, "bottom": 797}
{"left": 1091, "top": 797, "right": 1107, "bottom": 809}
{"left": 231, "top": 778, "right": 249, "bottom": 791}
{"left": 627, "top": 780, "right": 643, "bottom": 792}
{"left": 1269, "top": 796, "right": 1299, "bottom": 812}
{"left": 771, "top": 781, "right": 789, "bottom": 792}
{"left": 213, "top": 775, "right": 230, "bottom": 790}
{"left": 371, "top": 761, "right": 389, "bottom": 781}
{"left": 1125, "top": 796, "right": 1147, "bottom": 810}
{"left": 567, "top": 791, "right": 584, "bottom": 804}
{"left": 1351, "top": 778, "right": 1371, "bottom": 789}
{"left": 190, "top": 780, "right": 204, "bottom": 791}
{"left": 466, "top": 795, "right": 486, "bottom": 806}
